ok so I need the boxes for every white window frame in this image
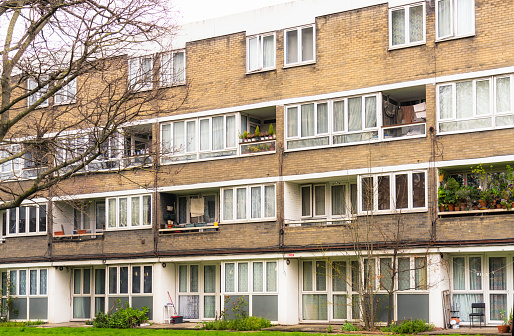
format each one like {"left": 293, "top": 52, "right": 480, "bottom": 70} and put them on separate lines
{"left": 246, "top": 32, "right": 276, "bottom": 73}
{"left": 27, "top": 78, "right": 49, "bottom": 107}
{"left": 436, "top": 0, "right": 475, "bottom": 41}
{"left": 358, "top": 170, "right": 428, "bottom": 215}
{"left": 160, "top": 50, "right": 186, "bottom": 86}
{"left": 2, "top": 204, "right": 47, "bottom": 237}
{"left": 128, "top": 56, "right": 153, "bottom": 91}
{"left": 284, "top": 24, "right": 316, "bottom": 67}
{"left": 177, "top": 194, "right": 219, "bottom": 225}
{"left": 389, "top": 2, "right": 426, "bottom": 49}
{"left": 106, "top": 194, "right": 152, "bottom": 229}
{"left": 437, "top": 75, "right": 514, "bottom": 135}
{"left": 221, "top": 184, "right": 276, "bottom": 222}
{"left": 300, "top": 183, "right": 353, "bottom": 220}
{"left": 0, "top": 145, "right": 23, "bottom": 180}
{"left": 54, "top": 78, "right": 77, "bottom": 105}
{"left": 107, "top": 265, "right": 153, "bottom": 296}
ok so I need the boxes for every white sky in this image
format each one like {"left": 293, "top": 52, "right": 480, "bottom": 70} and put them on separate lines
{"left": 171, "top": 0, "right": 294, "bottom": 23}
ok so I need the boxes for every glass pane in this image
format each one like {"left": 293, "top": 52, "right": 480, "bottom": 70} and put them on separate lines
{"left": 266, "top": 262, "right": 277, "bottom": 292}
{"left": 497, "top": 77, "right": 511, "bottom": 113}
{"left": 190, "top": 265, "right": 199, "bottom": 293}
{"left": 96, "top": 202, "right": 105, "bottom": 230}
{"left": 301, "top": 26, "right": 314, "bottom": 62}
{"left": 143, "top": 196, "right": 151, "bottom": 226}
{"left": 392, "top": 8, "right": 406, "bottom": 46}
{"left": 10, "top": 271, "right": 17, "bottom": 295}
{"left": 238, "top": 263, "right": 248, "bottom": 292}
{"left": 186, "top": 121, "right": 196, "bottom": 153}
{"left": 29, "top": 207, "right": 37, "bottom": 232}
{"left": 119, "top": 199, "right": 127, "bottom": 227}
{"left": 223, "top": 189, "right": 234, "bottom": 221}
{"left": 364, "top": 259, "right": 375, "bottom": 290}
{"left": 132, "top": 266, "right": 141, "bottom": 294}
{"left": 348, "top": 97, "right": 362, "bottom": 132}
{"left": 179, "top": 265, "right": 187, "bottom": 292}
{"left": 301, "top": 186, "right": 311, "bottom": 217}
{"left": 264, "top": 185, "right": 275, "bottom": 218}
{"left": 316, "top": 261, "right": 326, "bottom": 291}
{"left": 19, "top": 270, "right": 26, "bottom": 295}
{"left": 263, "top": 35, "right": 275, "bottom": 68}
{"left": 302, "top": 294, "right": 327, "bottom": 320}
{"left": 409, "top": 5, "right": 423, "bottom": 43}
{"left": 395, "top": 174, "right": 408, "bottom": 209}
{"left": 204, "top": 296, "right": 216, "bottom": 319}
{"left": 453, "top": 257, "right": 465, "bottom": 290}
{"left": 40, "top": 269, "right": 47, "bottom": 295}
{"left": 73, "top": 297, "right": 91, "bottom": 319}
{"left": 237, "top": 188, "right": 246, "bottom": 219}
{"left": 456, "top": 81, "right": 473, "bottom": 119}
{"left": 251, "top": 187, "right": 261, "bottom": 219}
{"left": 204, "top": 195, "right": 216, "bottom": 223}
{"left": 437, "top": 0, "right": 451, "bottom": 38}
{"left": 398, "top": 258, "right": 410, "bottom": 290}
{"left": 19, "top": 207, "right": 26, "bottom": 234}
{"left": 225, "top": 263, "right": 235, "bottom": 292}
{"left": 476, "top": 80, "right": 490, "bottom": 115}
{"left": 212, "top": 116, "right": 224, "bottom": 151}
{"left": 108, "top": 267, "right": 117, "bottom": 294}
{"left": 173, "top": 52, "right": 185, "bottom": 82}
{"left": 317, "top": 103, "right": 328, "bottom": 134}
{"left": 200, "top": 119, "right": 210, "bottom": 151}
{"left": 333, "top": 294, "right": 347, "bottom": 320}
{"left": 333, "top": 261, "right": 347, "bottom": 292}
{"left": 131, "top": 197, "right": 140, "bottom": 226}
{"left": 314, "top": 185, "right": 325, "bottom": 216}
{"left": 120, "top": 267, "right": 129, "bottom": 294}
{"left": 30, "top": 270, "right": 37, "bottom": 295}
{"left": 301, "top": 104, "right": 315, "bottom": 137}
{"left": 455, "top": 0, "right": 474, "bottom": 36}
{"left": 453, "top": 294, "right": 483, "bottom": 322}
{"left": 9, "top": 209, "right": 16, "bottom": 234}
{"left": 351, "top": 260, "right": 360, "bottom": 291}
{"left": 83, "top": 269, "right": 90, "bottom": 295}
{"left": 204, "top": 265, "right": 216, "bottom": 293}
{"left": 74, "top": 269, "right": 81, "bottom": 294}
{"left": 173, "top": 121, "right": 185, "bottom": 154}
{"left": 365, "top": 96, "right": 377, "bottom": 128}
{"left": 412, "top": 172, "right": 426, "bottom": 208}
{"left": 286, "top": 30, "right": 298, "bottom": 64}
{"left": 303, "top": 261, "right": 313, "bottom": 291}
{"left": 253, "top": 262, "right": 264, "bottom": 292}
{"left": 287, "top": 107, "right": 298, "bottom": 137}
{"left": 378, "top": 176, "right": 390, "bottom": 210}
{"left": 39, "top": 205, "right": 46, "bottom": 232}
{"left": 380, "top": 258, "right": 393, "bottom": 291}
{"left": 333, "top": 101, "right": 345, "bottom": 132}
{"left": 226, "top": 115, "right": 236, "bottom": 148}
{"left": 331, "top": 185, "right": 346, "bottom": 216}
{"left": 108, "top": 199, "right": 116, "bottom": 227}
{"left": 490, "top": 294, "right": 507, "bottom": 320}
{"left": 144, "top": 266, "right": 152, "bottom": 293}
{"left": 362, "top": 177, "right": 374, "bottom": 212}
{"left": 415, "top": 257, "right": 427, "bottom": 290}
{"left": 248, "top": 36, "right": 259, "bottom": 71}
{"left": 489, "top": 257, "right": 506, "bottom": 290}
{"left": 95, "top": 269, "right": 105, "bottom": 294}
{"left": 439, "top": 85, "right": 453, "bottom": 119}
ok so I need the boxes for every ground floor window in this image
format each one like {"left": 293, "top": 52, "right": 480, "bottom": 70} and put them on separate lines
{"left": 178, "top": 264, "right": 219, "bottom": 320}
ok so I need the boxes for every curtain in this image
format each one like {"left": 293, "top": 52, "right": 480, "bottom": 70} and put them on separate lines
{"left": 10, "top": 271, "right": 17, "bottom": 295}
{"left": 302, "top": 294, "right": 328, "bottom": 320}
{"left": 348, "top": 97, "right": 362, "bottom": 131}
{"left": 496, "top": 77, "right": 511, "bottom": 113}
{"left": 264, "top": 185, "right": 275, "bottom": 218}
{"left": 287, "top": 107, "right": 298, "bottom": 137}
{"left": 95, "top": 269, "right": 105, "bottom": 295}
{"left": 398, "top": 258, "right": 410, "bottom": 290}
{"left": 490, "top": 294, "right": 507, "bottom": 320}
{"left": 438, "top": 0, "right": 451, "bottom": 38}
{"left": 248, "top": 37, "right": 259, "bottom": 71}
{"left": 190, "top": 265, "right": 199, "bottom": 293}
{"left": 238, "top": 263, "right": 248, "bottom": 292}
{"left": 456, "top": 0, "right": 474, "bottom": 36}
{"left": 333, "top": 294, "right": 347, "bottom": 319}
{"left": 173, "top": 52, "right": 185, "bottom": 83}
{"left": 380, "top": 258, "right": 393, "bottom": 291}
{"left": 225, "top": 263, "right": 235, "bottom": 292}
{"left": 119, "top": 198, "right": 127, "bottom": 227}
{"left": 476, "top": 80, "right": 490, "bottom": 115}
{"left": 186, "top": 121, "right": 196, "bottom": 153}
{"left": 301, "top": 27, "right": 314, "bottom": 62}
{"left": 143, "top": 196, "right": 151, "bottom": 226}
{"left": 204, "top": 265, "right": 216, "bottom": 293}
{"left": 453, "top": 294, "right": 483, "bottom": 322}
{"left": 331, "top": 185, "right": 346, "bottom": 216}
{"left": 226, "top": 116, "right": 236, "bottom": 148}
{"left": 333, "top": 261, "right": 347, "bottom": 292}
{"left": 392, "top": 8, "right": 405, "bottom": 46}
{"left": 19, "top": 270, "right": 26, "bottom": 295}
{"left": 160, "top": 53, "right": 172, "bottom": 86}
{"left": 378, "top": 176, "right": 390, "bottom": 210}
{"left": 301, "top": 104, "right": 315, "bottom": 137}
{"left": 365, "top": 96, "right": 377, "bottom": 128}
{"left": 453, "top": 257, "right": 465, "bottom": 290}
{"left": 144, "top": 266, "right": 152, "bottom": 293}
{"left": 303, "top": 261, "right": 313, "bottom": 291}
{"left": 73, "top": 297, "right": 91, "bottom": 319}
{"left": 316, "top": 261, "right": 326, "bottom": 291}
{"left": 173, "top": 122, "right": 185, "bottom": 154}
{"left": 412, "top": 172, "right": 426, "bottom": 208}
{"left": 314, "top": 185, "right": 325, "bottom": 216}
{"left": 456, "top": 81, "right": 473, "bottom": 119}
{"left": 223, "top": 189, "right": 234, "bottom": 220}
{"left": 395, "top": 174, "right": 408, "bottom": 209}
{"left": 333, "top": 101, "right": 345, "bottom": 132}
{"left": 204, "top": 296, "right": 216, "bottom": 319}
{"left": 236, "top": 188, "right": 246, "bottom": 219}
{"left": 179, "top": 295, "right": 199, "bottom": 319}
{"left": 128, "top": 58, "right": 138, "bottom": 87}
{"left": 409, "top": 5, "right": 423, "bottom": 43}
{"left": 415, "top": 257, "right": 427, "bottom": 289}
{"left": 212, "top": 117, "right": 224, "bottom": 151}
{"left": 161, "top": 124, "right": 171, "bottom": 154}
{"left": 108, "top": 267, "right": 117, "bottom": 294}
{"left": 263, "top": 35, "right": 274, "bottom": 68}
{"left": 179, "top": 265, "right": 188, "bottom": 292}
{"left": 132, "top": 266, "right": 141, "bottom": 294}
{"left": 251, "top": 187, "right": 261, "bottom": 219}
{"left": 141, "top": 58, "right": 153, "bottom": 90}
{"left": 74, "top": 269, "right": 81, "bottom": 294}
{"left": 253, "top": 262, "right": 263, "bottom": 292}
{"left": 286, "top": 30, "right": 298, "bottom": 64}
{"left": 439, "top": 85, "right": 453, "bottom": 119}
{"left": 469, "top": 256, "right": 482, "bottom": 290}
{"left": 120, "top": 267, "right": 129, "bottom": 294}
{"left": 131, "top": 197, "right": 140, "bottom": 226}
{"left": 30, "top": 270, "right": 37, "bottom": 295}
{"left": 200, "top": 119, "right": 210, "bottom": 151}
{"left": 489, "top": 257, "right": 506, "bottom": 290}
{"left": 317, "top": 103, "right": 328, "bottom": 134}
{"left": 266, "top": 262, "right": 277, "bottom": 292}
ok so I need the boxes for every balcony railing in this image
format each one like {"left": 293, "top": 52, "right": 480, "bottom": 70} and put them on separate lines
{"left": 240, "top": 139, "right": 276, "bottom": 155}
{"left": 382, "top": 122, "right": 426, "bottom": 140}
{"left": 53, "top": 230, "right": 104, "bottom": 240}
{"left": 285, "top": 218, "right": 355, "bottom": 227}
{"left": 159, "top": 222, "right": 220, "bottom": 234}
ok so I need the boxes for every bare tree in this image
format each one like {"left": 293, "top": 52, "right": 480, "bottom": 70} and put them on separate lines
{"left": 0, "top": 0, "right": 185, "bottom": 210}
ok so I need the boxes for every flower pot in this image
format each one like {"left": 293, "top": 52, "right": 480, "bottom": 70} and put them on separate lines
{"left": 478, "top": 199, "right": 487, "bottom": 209}
{"left": 448, "top": 204, "right": 455, "bottom": 211}
{"left": 454, "top": 206, "right": 460, "bottom": 211}
{"left": 439, "top": 205, "right": 445, "bottom": 212}
{"left": 77, "top": 230, "right": 86, "bottom": 235}
{"left": 460, "top": 204, "right": 466, "bottom": 211}
{"left": 497, "top": 204, "right": 502, "bottom": 209}
{"left": 497, "top": 325, "right": 509, "bottom": 333}
{"left": 54, "top": 231, "right": 64, "bottom": 236}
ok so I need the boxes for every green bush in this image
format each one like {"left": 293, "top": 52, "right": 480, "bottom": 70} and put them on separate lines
{"left": 201, "top": 315, "right": 271, "bottom": 331}
{"left": 386, "top": 319, "right": 434, "bottom": 334}
{"left": 341, "top": 322, "right": 359, "bottom": 331}
{"left": 93, "top": 301, "right": 149, "bottom": 328}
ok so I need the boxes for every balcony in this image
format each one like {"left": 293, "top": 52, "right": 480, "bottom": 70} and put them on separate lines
{"left": 285, "top": 218, "right": 354, "bottom": 227}
{"left": 159, "top": 222, "right": 220, "bottom": 234}
{"left": 240, "top": 136, "right": 276, "bottom": 156}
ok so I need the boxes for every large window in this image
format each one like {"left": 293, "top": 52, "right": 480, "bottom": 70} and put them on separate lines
{"left": 300, "top": 183, "right": 356, "bottom": 219}
{"left": 108, "top": 265, "right": 152, "bottom": 295}
{"left": 389, "top": 3, "right": 425, "bottom": 48}
{"left": 161, "top": 114, "right": 237, "bottom": 163}
{"left": 436, "top": 0, "right": 474, "bottom": 40}
{"left": 438, "top": 75, "right": 514, "bottom": 133}
{"left": 177, "top": 194, "right": 218, "bottom": 225}
{"left": 284, "top": 25, "right": 315, "bottom": 66}
{"left": 247, "top": 33, "right": 275, "bottom": 72}
{"left": 222, "top": 184, "right": 275, "bottom": 221}
{"left": 128, "top": 56, "right": 153, "bottom": 91}
{"left": 160, "top": 51, "right": 186, "bottom": 86}
{"left": 359, "top": 171, "right": 426, "bottom": 213}
{"left": 286, "top": 94, "right": 380, "bottom": 150}
{"left": 27, "top": 78, "right": 49, "bottom": 107}
{"left": 54, "top": 78, "right": 77, "bottom": 105}
{"left": 1, "top": 205, "right": 46, "bottom": 237}
{"left": 178, "top": 264, "right": 219, "bottom": 320}
{"left": 106, "top": 195, "right": 151, "bottom": 229}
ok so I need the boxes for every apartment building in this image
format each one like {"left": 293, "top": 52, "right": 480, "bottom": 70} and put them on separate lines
{"left": 0, "top": 0, "right": 513, "bottom": 327}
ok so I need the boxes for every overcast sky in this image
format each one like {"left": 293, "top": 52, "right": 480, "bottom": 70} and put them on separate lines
{"left": 172, "top": 0, "right": 293, "bottom": 23}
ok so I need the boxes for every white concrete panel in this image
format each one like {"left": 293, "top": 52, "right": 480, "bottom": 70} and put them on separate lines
{"left": 428, "top": 253, "right": 450, "bottom": 328}
{"left": 48, "top": 267, "right": 72, "bottom": 323}
{"left": 278, "top": 258, "right": 299, "bottom": 324}
{"left": 153, "top": 263, "right": 176, "bottom": 323}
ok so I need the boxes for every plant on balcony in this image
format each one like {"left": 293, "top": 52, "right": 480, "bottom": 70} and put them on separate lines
{"left": 268, "top": 124, "right": 276, "bottom": 139}
{"left": 255, "top": 126, "right": 260, "bottom": 137}
{"left": 443, "top": 177, "right": 459, "bottom": 211}
{"left": 455, "top": 187, "right": 470, "bottom": 211}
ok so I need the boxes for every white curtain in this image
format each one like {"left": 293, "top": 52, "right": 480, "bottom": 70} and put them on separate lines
{"left": 409, "top": 5, "right": 423, "bottom": 43}
{"left": 143, "top": 196, "right": 151, "bottom": 226}
{"left": 179, "top": 265, "right": 188, "bottom": 292}
{"left": 453, "top": 257, "right": 465, "bottom": 290}
{"left": 453, "top": 294, "right": 483, "bottom": 322}
{"left": 439, "top": 85, "right": 453, "bottom": 119}
{"left": 19, "top": 270, "right": 26, "bottom": 295}
{"left": 489, "top": 257, "right": 506, "bottom": 290}
{"left": 316, "top": 261, "right": 326, "bottom": 291}
{"left": 251, "top": 187, "right": 261, "bottom": 219}
{"left": 262, "top": 35, "right": 274, "bottom": 68}
{"left": 248, "top": 37, "right": 259, "bottom": 71}
{"left": 238, "top": 263, "right": 248, "bottom": 292}
{"left": 398, "top": 258, "right": 410, "bottom": 290}
{"left": 301, "top": 26, "right": 314, "bottom": 62}
{"left": 332, "top": 261, "right": 346, "bottom": 291}
{"left": 190, "top": 265, "right": 198, "bottom": 292}
{"left": 253, "top": 262, "right": 263, "bottom": 292}
{"left": 456, "top": 0, "right": 474, "bottom": 36}
{"left": 223, "top": 189, "right": 233, "bottom": 220}
{"left": 266, "top": 262, "right": 277, "bottom": 292}
{"left": 179, "top": 295, "right": 199, "bottom": 319}
{"left": 476, "top": 80, "right": 490, "bottom": 116}
{"left": 286, "top": 30, "right": 298, "bottom": 64}
{"left": 264, "top": 185, "right": 275, "bottom": 218}
{"left": 392, "top": 8, "right": 406, "bottom": 45}
{"left": 301, "top": 104, "right": 315, "bottom": 137}
{"left": 490, "top": 294, "right": 506, "bottom": 320}
{"left": 108, "top": 199, "right": 116, "bottom": 228}
{"left": 438, "top": 0, "right": 452, "bottom": 38}
{"left": 161, "top": 124, "right": 171, "bottom": 154}
{"left": 333, "top": 101, "right": 345, "bottom": 132}
{"left": 303, "top": 294, "right": 328, "bottom": 320}
{"left": 314, "top": 185, "right": 325, "bottom": 216}
{"left": 496, "top": 77, "right": 511, "bottom": 113}
{"left": 287, "top": 107, "right": 299, "bottom": 137}
{"left": 119, "top": 198, "right": 127, "bottom": 227}
{"left": 303, "top": 261, "right": 313, "bottom": 291}
{"left": 73, "top": 297, "right": 90, "bottom": 319}
{"left": 225, "top": 263, "right": 235, "bottom": 292}
{"left": 469, "top": 256, "right": 482, "bottom": 290}
{"left": 317, "top": 103, "right": 328, "bottom": 134}
{"left": 186, "top": 121, "right": 196, "bottom": 153}
{"left": 333, "top": 294, "right": 347, "bottom": 320}
{"left": 365, "top": 96, "right": 377, "bottom": 128}
{"left": 236, "top": 188, "right": 246, "bottom": 219}
{"left": 456, "top": 81, "right": 473, "bottom": 119}
{"left": 30, "top": 270, "right": 37, "bottom": 295}
{"left": 212, "top": 117, "right": 224, "bottom": 151}
{"left": 160, "top": 53, "right": 172, "bottom": 86}
{"left": 200, "top": 119, "right": 210, "bottom": 151}
{"left": 226, "top": 116, "right": 236, "bottom": 148}
{"left": 131, "top": 197, "right": 140, "bottom": 226}
{"left": 348, "top": 97, "right": 362, "bottom": 131}
{"left": 204, "top": 296, "right": 216, "bottom": 319}
{"left": 173, "top": 52, "right": 185, "bottom": 83}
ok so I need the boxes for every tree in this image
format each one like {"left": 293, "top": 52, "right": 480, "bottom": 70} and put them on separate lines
{"left": 0, "top": 0, "right": 184, "bottom": 210}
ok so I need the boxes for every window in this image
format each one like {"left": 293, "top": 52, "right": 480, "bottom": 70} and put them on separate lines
{"left": 160, "top": 50, "right": 186, "bottom": 86}
{"left": 451, "top": 256, "right": 484, "bottom": 322}
{"left": 389, "top": 3, "right": 425, "bottom": 48}
{"left": 224, "top": 261, "right": 277, "bottom": 294}
{"left": 284, "top": 25, "right": 315, "bottom": 66}
{"left": 1, "top": 205, "right": 46, "bottom": 237}
{"left": 0, "top": 145, "right": 22, "bottom": 180}
{"left": 177, "top": 194, "right": 218, "bottom": 225}
{"left": 108, "top": 265, "right": 152, "bottom": 295}
{"left": 222, "top": 184, "right": 275, "bottom": 221}
{"left": 438, "top": 75, "right": 514, "bottom": 133}
{"left": 247, "top": 33, "right": 275, "bottom": 72}
{"left": 161, "top": 114, "right": 237, "bottom": 163}
{"left": 359, "top": 171, "right": 426, "bottom": 213}
{"left": 54, "top": 78, "right": 77, "bottom": 105}
{"left": 178, "top": 264, "right": 218, "bottom": 320}
{"left": 106, "top": 195, "right": 151, "bottom": 229}
{"left": 436, "top": 0, "right": 474, "bottom": 40}
{"left": 27, "top": 78, "right": 49, "bottom": 107}
{"left": 128, "top": 56, "right": 153, "bottom": 91}
{"left": 286, "top": 94, "right": 380, "bottom": 150}
{"left": 300, "top": 183, "right": 355, "bottom": 219}
{"left": 2, "top": 269, "right": 47, "bottom": 297}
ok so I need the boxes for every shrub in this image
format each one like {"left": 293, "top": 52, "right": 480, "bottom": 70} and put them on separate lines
{"left": 200, "top": 297, "right": 271, "bottom": 331}
{"left": 92, "top": 300, "right": 149, "bottom": 328}
{"left": 341, "top": 322, "right": 359, "bottom": 332}
{"left": 388, "top": 319, "right": 434, "bottom": 334}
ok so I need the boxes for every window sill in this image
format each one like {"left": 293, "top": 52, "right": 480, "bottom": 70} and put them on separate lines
{"left": 285, "top": 218, "right": 355, "bottom": 227}
{"left": 53, "top": 232, "right": 104, "bottom": 240}
{"left": 3, "top": 232, "right": 47, "bottom": 238}
{"left": 159, "top": 81, "right": 186, "bottom": 88}
{"left": 435, "top": 33, "right": 475, "bottom": 43}
{"left": 221, "top": 218, "right": 276, "bottom": 225}
{"left": 53, "top": 99, "right": 76, "bottom": 106}
{"left": 245, "top": 67, "right": 276, "bottom": 75}
{"left": 388, "top": 41, "right": 426, "bottom": 51}
{"left": 105, "top": 226, "right": 152, "bottom": 232}
{"left": 283, "top": 60, "right": 316, "bottom": 69}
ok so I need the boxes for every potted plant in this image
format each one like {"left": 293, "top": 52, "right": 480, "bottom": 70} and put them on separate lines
{"left": 243, "top": 131, "right": 249, "bottom": 142}
{"left": 444, "top": 177, "right": 459, "bottom": 211}
{"left": 455, "top": 187, "right": 470, "bottom": 211}
{"left": 255, "top": 126, "right": 260, "bottom": 139}
{"left": 438, "top": 185, "right": 446, "bottom": 212}
{"left": 268, "top": 124, "right": 275, "bottom": 139}
{"left": 498, "top": 310, "right": 510, "bottom": 333}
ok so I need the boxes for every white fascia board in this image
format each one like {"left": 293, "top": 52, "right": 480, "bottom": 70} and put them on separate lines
{"left": 438, "top": 245, "right": 514, "bottom": 254}
{"left": 51, "top": 188, "right": 153, "bottom": 202}
{"left": 278, "top": 248, "right": 440, "bottom": 259}
{"left": 435, "top": 66, "right": 514, "bottom": 84}
{"left": 158, "top": 253, "right": 287, "bottom": 263}
{"left": 435, "top": 154, "right": 514, "bottom": 169}
{"left": 158, "top": 176, "right": 279, "bottom": 193}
